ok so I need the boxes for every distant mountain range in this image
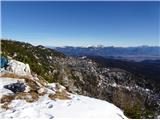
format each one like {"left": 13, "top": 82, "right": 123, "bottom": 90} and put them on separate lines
{"left": 53, "top": 46, "right": 160, "bottom": 61}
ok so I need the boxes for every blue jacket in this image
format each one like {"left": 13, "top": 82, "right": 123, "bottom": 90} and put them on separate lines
{"left": 0, "top": 56, "right": 8, "bottom": 68}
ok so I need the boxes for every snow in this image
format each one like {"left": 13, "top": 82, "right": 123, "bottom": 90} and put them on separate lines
{"left": 0, "top": 77, "right": 25, "bottom": 98}
{"left": 0, "top": 77, "right": 127, "bottom": 119}
{"left": 81, "top": 56, "right": 87, "bottom": 59}
{"left": 111, "top": 83, "right": 117, "bottom": 87}
{"left": 0, "top": 94, "right": 127, "bottom": 119}
{"left": 145, "top": 88, "right": 150, "bottom": 92}
{"left": 49, "top": 56, "right": 52, "bottom": 60}
{"left": 1, "top": 56, "right": 157, "bottom": 119}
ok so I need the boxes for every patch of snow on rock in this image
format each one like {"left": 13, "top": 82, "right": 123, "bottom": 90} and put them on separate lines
{"left": 112, "top": 83, "right": 117, "bottom": 87}
{"left": 6, "top": 60, "right": 31, "bottom": 76}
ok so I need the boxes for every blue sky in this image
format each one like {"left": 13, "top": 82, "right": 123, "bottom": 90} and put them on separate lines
{"left": 1, "top": 1, "right": 160, "bottom": 47}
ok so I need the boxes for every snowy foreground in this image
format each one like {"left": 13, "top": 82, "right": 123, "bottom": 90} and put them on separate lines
{"left": 0, "top": 77, "right": 127, "bottom": 119}
{"left": 0, "top": 94, "right": 127, "bottom": 119}
{"left": 0, "top": 60, "right": 125, "bottom": 119}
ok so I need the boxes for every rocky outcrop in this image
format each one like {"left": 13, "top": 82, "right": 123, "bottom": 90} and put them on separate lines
{"left": 6, "top": 60, "right": 31, "bottom": 76}
{"left": 0, "top": 59, "right": 31, "bottom": 77}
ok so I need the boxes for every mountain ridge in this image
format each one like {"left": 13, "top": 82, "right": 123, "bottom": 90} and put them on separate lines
{"left": 53, "top": 46, "right": 160, "bottom": 62}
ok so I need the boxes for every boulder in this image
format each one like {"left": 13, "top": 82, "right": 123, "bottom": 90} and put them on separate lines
{"left": 6, "top": 60, "right": 31, "bottom": 76}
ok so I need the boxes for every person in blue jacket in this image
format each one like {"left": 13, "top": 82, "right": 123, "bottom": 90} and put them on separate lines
{"left": 0, "top": 56, "right": 8, "bottom": 68}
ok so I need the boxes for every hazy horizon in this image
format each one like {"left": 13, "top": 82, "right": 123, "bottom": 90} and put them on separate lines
{"left": 2, "top": 38, "right": 160, "bottom": 48}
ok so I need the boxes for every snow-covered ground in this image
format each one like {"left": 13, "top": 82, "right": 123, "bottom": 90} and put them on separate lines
{"left": 0, "top": 94, "right": 127, "bottom": 119}
{"left": 0, "top": 59, "right": 127, "bottom": 119}
{"left": 0, "top": 77, "right": 127, "bottom": 119}
{"left": 0, "top": 78, "right": 25, "bottom": 98}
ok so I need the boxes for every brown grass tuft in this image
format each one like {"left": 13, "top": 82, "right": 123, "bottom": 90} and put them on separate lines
{"left": 49, "top": 90, "right": 71, "bottom": 100}
{"left": 0, "top": 73, "right": 32, "bottom": 80}
{"left": 0, "top": 95, "right": 15, "bottom": 104}
{"left": 0, "top": 73, "right": 21, "bottom": 78}
{"left": 15, "top": 91, "right": 39, "bottom": 103}
{"left": 1, "top": 103, "right": 10, "bottom": 109}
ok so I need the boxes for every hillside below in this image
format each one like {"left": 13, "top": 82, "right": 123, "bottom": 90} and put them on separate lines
{"left": 0, "top": 59, "right": 126, "bottom": 119}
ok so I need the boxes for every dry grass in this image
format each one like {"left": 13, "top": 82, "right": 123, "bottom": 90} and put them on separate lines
{"left": 0, "top": 73, "right": 33, "bottom": 80}
{"left": 49, "top": 90, "right": 71, "bottom": 100}
{"left": 37, "top": 75, "right": 48, "bottom": 86}
{"left": 0, "top": 73, "right": 21, "bottom": 78}
{"left": 0, "top": 91, "right": 39, "bottom": 110}
{"left": 0, "top": 73, "right": 47, "bottom": 104}
{"left": 1, "top": 72, "right": 72, "bottom": 105}
{"left": 29, "top": 91, "right": 39, "bottom": 102}
{"left": 0, "top": 95, "right": 15, "bottom": 104}
{"left": 15, "top": 91, "right": 39, "bottom": 103}
{"left": 25, "top": 78, "right": 40, "bottom": 91}
{"left": 1, "top": 103, "right": 10, "bottom": 109}
{"left": 0, "top": 94, "right": 15, "bottom": 109}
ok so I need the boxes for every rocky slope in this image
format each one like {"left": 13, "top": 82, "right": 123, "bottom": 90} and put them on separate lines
{"left": 1, "top": 39, "right": 160, "bottom": 118}
{"left": 0, "top": 59, "right": 127, "bottom": 119}
{"left": 87, "top": 56, "right": 160, "bottom": 92}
